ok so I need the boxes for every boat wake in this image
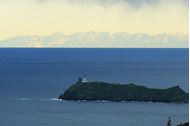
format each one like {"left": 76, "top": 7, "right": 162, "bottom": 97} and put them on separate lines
{"left": 17, "top": 97, "right": 61, "bottom": 102}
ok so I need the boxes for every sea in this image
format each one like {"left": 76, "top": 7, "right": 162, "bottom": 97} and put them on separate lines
{"left": 0, "top": 48, "right": 188, "bottom": 126}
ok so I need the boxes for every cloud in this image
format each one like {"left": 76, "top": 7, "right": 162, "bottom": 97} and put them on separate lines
{"left": 0, "top": 0, "right": 188, "bottom": 40}
{"left": 35, "top": 0, "right": 188, "bottom": 8}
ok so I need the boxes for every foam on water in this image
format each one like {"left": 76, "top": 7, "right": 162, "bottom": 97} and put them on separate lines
{"left": 17, "top": 97, "right": 61, "bottom": 102}
{"left": 19, "top": 98, "right": 33, "bottom": 101}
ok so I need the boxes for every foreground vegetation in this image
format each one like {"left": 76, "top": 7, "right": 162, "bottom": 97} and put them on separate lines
{"left": 167, "top": 117, "right": 188, "bottom": 126}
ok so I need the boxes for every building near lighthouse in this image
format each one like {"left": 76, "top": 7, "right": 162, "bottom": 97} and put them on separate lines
{"left": 82, "top": 75, "right": 88, "bottom": 83}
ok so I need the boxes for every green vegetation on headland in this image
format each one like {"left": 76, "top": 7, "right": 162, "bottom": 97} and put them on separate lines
{"left": 177, "top": 122, "right": 189, "bottom": 126}
{"left": 167, "top": 117, "right": 189, "bottom": 126}
{"left": 58, "top": 79, "right": 188, "bottom": 103}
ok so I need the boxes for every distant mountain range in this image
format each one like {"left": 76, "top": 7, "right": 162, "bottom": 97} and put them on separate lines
{"left": 0, "top": 32, "right": 188, "bottom": 48}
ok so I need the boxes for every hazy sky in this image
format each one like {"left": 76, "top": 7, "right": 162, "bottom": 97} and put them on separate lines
{"left": 0, "top": 0, "right": 188, "bottom": 40}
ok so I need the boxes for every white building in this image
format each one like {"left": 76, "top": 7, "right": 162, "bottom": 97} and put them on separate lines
{"left": 82, "top": 75, "right": 88, "bottom": 83}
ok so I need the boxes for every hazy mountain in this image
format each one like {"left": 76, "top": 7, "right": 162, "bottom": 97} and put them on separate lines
{"left": 0, "top": 32, "right": 188, "bottom": 48}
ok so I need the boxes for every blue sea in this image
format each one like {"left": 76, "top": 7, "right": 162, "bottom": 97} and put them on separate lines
{"left": 0, "top": 48, "right": 188, "bottom": 126}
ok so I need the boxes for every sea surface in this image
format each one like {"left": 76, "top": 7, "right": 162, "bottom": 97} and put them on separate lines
{"left": 0, "top": 48, "right": 188, "bottom": 126}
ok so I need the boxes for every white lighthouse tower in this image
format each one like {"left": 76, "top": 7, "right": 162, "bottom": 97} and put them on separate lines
{"left": 82, "top": 75, "right": 88, "bottom": 83}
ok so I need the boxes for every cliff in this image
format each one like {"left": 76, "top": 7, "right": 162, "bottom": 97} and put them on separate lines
{"left": 58, "top": 80, "right": 188, "bottom": 103}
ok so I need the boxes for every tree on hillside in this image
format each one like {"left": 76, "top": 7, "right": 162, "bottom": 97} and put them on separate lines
{"left": 167, "top": 117, "right": 172, "bottom": 126}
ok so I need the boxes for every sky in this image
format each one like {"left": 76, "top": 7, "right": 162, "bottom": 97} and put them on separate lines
{"left": 0, "top": 0, "right": 188, "bottom": 46}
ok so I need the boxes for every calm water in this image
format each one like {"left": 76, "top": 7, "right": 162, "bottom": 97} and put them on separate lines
{"left": 0, "top": 48, "right": 188, "bottom": 126}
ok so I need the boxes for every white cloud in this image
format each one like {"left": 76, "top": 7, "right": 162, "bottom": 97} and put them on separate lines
{"left": 0, "top": 0, "right": 188, "bottom": 42}
{"left": 35, "top": 0, "right": 188, "bottom": 8}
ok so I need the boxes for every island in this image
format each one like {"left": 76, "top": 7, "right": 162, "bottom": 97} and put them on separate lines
{"left": 58, "top": 78, "right": 188, "bottom": 103}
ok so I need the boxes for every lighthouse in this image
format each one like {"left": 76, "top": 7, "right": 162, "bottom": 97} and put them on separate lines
{"left": 82, "top": 75, "right": 88, "bottom": 83}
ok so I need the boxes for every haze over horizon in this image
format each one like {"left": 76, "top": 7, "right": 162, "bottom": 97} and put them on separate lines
{"left": 0, "top": 0, "right": 188, "bottom": 47}
{"left": 0, "top": 32, "right": 188, "bottom": 48}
